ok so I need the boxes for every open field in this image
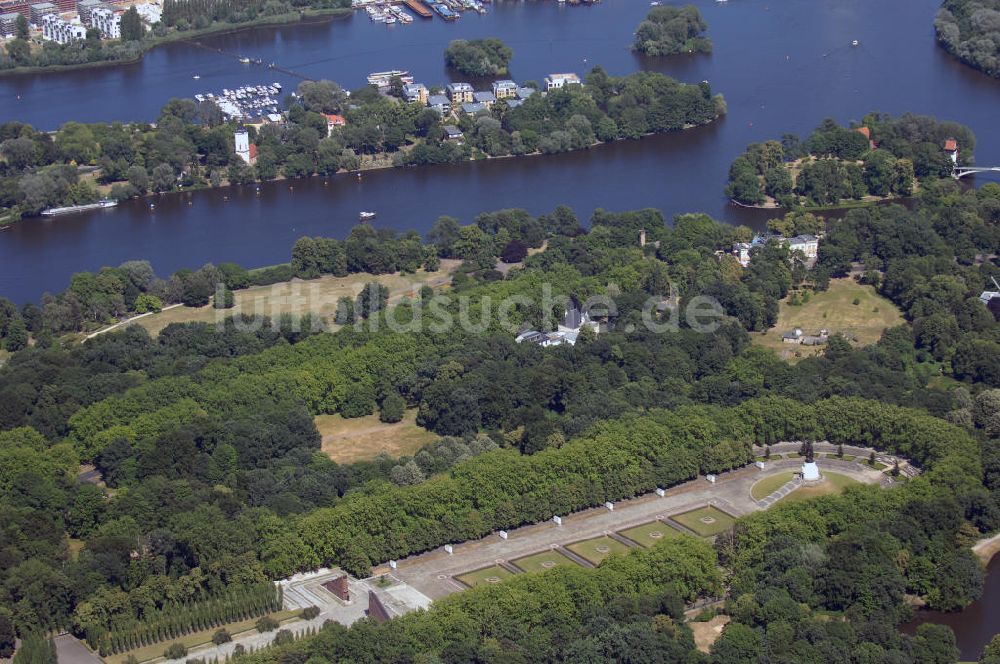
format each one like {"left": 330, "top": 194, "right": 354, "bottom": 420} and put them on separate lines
{"left": 317, "top": 409, "right": 437, "bottom": 465}
{"left": 455, "top": 565, "right": 516, "bottom": 588}
{"left": 783, "top": 472, "right": 858, "bottom": 503}
{"left": 750, "top": 472, "right": 796, "bottom": 501}
{"left": 753, "top": 278, "right": 903, "bottom": 361}
{"left": 104, "top": 609, "right": 300, "bottom": 664}
{"left": 565, "top": 536, "right": 633, "bottom": 565}
{"left": 133, "top": 261, "right": 460, "bottom": 336}
{"left": 511, "top": 549, "right": 580, "bottom": 573}
{"left": 671, "top": 506, "right": 737, "bottom": 537}
{"left": 618, "top": 521, "right": 688, "bottom": 548}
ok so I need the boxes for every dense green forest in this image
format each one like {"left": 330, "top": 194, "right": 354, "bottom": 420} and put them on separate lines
{"left": 632, "top": 5, "right": 712, "bottom": 56}
{"left": 0, "top": 69, "right": 722, "bottom": 224}
{"left": 3, "top": 175, "right": 1000, "bottom": 660}
{"left": 725, "top": 113, "right": 974, "bottom": 207}
{"left": 935, "top": 0, "right": 1000, "bottom": 79}
{"left": 443, "top": 38, "right": 513, "bottom": 76}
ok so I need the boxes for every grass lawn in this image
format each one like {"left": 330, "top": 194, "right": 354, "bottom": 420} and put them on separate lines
{"left": 671, "top": 506, "right": 737, "bottom": 538}
{"left": 133, "top": 261, "right": 461, "bottom": 336}
{"left": 511, "top": 548, "right": 581, "bottom": 573}
{"left": 455, "top": 564, "right": 516, "bottom": 588}
{"left": 316, "top": 409, "right": 437, "bottom": 464}
{"left": 750, "top": 471, "right": 797, "bottom": 501}
{"left": 867, "top": 461, "right": 889, "bottom": 470}
{"left": 105, "top": 609, "right": 300, "bottom": 664}
{"left": 618, "top": 521, "right": 688, "bottom": 548}
{"left": 752, "top": 278, "right": 903, "bottom": 361}
{"left": 565, "top": 536, "right": 633, "bottom": 565}
{"left": 822, "top": 453, "right": 856, "bottom": 461}
{"left": 783, "top": 472, "right": 859, "bottom": 504}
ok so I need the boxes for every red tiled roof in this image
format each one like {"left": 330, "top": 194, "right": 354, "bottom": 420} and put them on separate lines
{"left": 325, "top": 114, "right": 346, "bottom": 126}
{"left": 944, "top": 138, "right": 958, "bottom": 152}
{"left": 856, "top": 126, "right": 870, "bottom": 139}
{"left": 248, "top": 144, "right": 258, "bottom": 160}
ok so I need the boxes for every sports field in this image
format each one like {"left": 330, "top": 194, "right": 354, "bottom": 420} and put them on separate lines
{"left": 565, "top": 536, "right": 632, "bottom": 565}
{"left": 671, "top": 506, "right": 737, "bottom": 537}
{"left": 511, "top": 549, "right": 580, "bottom": 573}
{"left": 618, "top": 521, "right": 687, "bottom": 548}
{"left": 455, "top": 564, "right": 516, "bottom": 588}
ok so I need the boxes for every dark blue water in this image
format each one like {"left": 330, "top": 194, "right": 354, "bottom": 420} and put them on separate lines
{"left": 1, "top": 0, "right": 999, "bottom": 305}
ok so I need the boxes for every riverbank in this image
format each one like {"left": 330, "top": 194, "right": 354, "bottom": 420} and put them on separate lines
{"left": 0, "top": 7, "right": 351, "bottom": 78}
{"left": 973, "top": 532, "right": 1000, "bottom": 565}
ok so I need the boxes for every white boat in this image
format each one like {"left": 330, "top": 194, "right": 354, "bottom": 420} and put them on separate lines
{"left": 192, "top": 74, "right": 200, "bottom": 80}
{"left": 239, "top": 57, "right": 251, "bottom": 64}
{"left": 41, "top": 199, "right": 117, "bottom": 217}
{"left": 851, "top": 39, "right": 860, "bottom": 47}
{"left": 359, "top": 211, "right": 376, "bottom": 221}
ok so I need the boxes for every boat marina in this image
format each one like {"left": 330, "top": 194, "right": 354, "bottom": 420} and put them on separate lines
{"left": 352, "top": 0, "right": 488, "bottom": 22}
{"left": 194, "top": 83, "right": 284, "bottom": 121}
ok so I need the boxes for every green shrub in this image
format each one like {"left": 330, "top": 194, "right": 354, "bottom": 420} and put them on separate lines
{"left": 301, "top": 606, "right": 320, "bottom": 620}
{"left": 211, "top": 629, "right": 231, "bottom": 645}
{"left": 256, "top": 616, "right": 279, "bottom": 633}
{"left": 163, "top": 643, "right": 187, "bottom": 660}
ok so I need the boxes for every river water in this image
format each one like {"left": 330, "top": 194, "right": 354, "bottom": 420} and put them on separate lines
{"left": 1, "top": 0, "right": 1000, "bottom": 306}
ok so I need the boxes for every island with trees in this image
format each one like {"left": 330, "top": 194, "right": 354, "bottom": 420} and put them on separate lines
{"left": 3, "top": 177, "right": 1000, "bottom": 660}
{"left": 935, "top": 0, "right": 1000, "bottom": 79}
{"left": 632, "top": 5, "right": 711, "bottom": 56}
{"left": 443, "top": 38, "right": 513, "bottom": 76}
{"left": 0, "top": 68, "right": 725, "bottom": 225}
{"left": 725, "top": 113, "right": 974, "bottom": 208}
{"left": 0, "top": 0, "right": 352, "bottom": 73}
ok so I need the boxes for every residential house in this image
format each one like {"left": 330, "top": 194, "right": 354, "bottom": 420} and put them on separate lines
{"left": 402, "top": 82, "right": 428, "bottom": 105}
{"left": 855, "top": 126, "right": 876, "bottom": 150}
{"left": 29, "top": 1, "right": 55, "bottom": 24}
{"left": 544, "top": 72, "right": 581, "bottom": 91}
{"left": 784, "top": 234, "right": 819, "bottom": 260}
{"left": 90, "top": 5, "right": 118, "bottom": 38}
{"left": 427, "top": 94, "right": 451, "bottom": 115}
{"left": 516, "top": 86, "right": 536, "bottom": 100}
{"left": 443, "top": 125, "right": 464, "bottom": 142}
{"left": 473, "top": 90, "right": 496, "bottom": 108}
{"left": 515, "top": 306, "right": 599, "bottom": 348}
{"left": 324, "top": 114, "right": 346, "bottom": 137}
{"left": 446, "top": 82, "right": 474, "bottom": 105}
{"left": 41, "top": 13, "right": 85, "bottom": 42}
{"left": 0, "top": 11, "right": 20, "bottom": 35}
{"left": 461, "top": 101, "right": 487, "bottom": 115}
{"left": 234, "top": 129, "right": 256, "bottom": 165}
{"left": 76, "top": 0, "right": 101, "bottom": 24}
{"left": 781, "top": 328, "right": 828, "bottom": 346}
{"left": 492, "top": 79, "right": 517, "bottom": 99}
{"left": 944, "top": 138, "right": 959, "bottom": 164}
{"left": 505, "top": 98, "right": 524, "bottom": 109}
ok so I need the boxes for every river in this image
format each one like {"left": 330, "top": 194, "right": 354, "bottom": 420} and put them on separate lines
{"left": 901, "top": 554, "right": 1000, "bottom": 661}
{"left": 2, "top": 0, "right": 1000, "bottom": 306}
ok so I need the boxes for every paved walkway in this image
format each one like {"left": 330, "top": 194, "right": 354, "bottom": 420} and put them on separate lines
{"left": 756, "top": 476, "right": 802, "bottom": 509}
{"left": 385, "top": 456, "right": 884, "bottom": 600}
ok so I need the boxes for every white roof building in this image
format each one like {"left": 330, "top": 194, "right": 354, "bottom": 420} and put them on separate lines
{"left": 41, "top": 14, "right": 87, "bottom": 44}
{"left": 544, "top": 73, "right": 581, "bottom": 91}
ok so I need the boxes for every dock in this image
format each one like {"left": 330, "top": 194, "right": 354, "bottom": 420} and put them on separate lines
{"left": 403, "top": 0, "right": 433, "bottom": 18}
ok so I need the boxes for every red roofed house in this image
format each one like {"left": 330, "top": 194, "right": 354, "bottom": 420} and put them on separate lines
{"left": 856, "top": 126, "right": 876, "bottom": 150}
{"left": 944, "top": 138, "right": 959, "bottom": 164}
{"left": 325, "top": 114, "right": 346, "bottom": 137}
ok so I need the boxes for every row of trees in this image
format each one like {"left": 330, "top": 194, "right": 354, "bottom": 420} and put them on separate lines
{"left": 82, "top": 583, "right": 281, "bottom": 656}
{"left": 632, "top": 5, "right": 711, "bottom": 56}
{"left": 160, "top": 0, "right": 350, "bottom": 30}
{"left": 725, "top": 113, "right": 972, "bottom": 206}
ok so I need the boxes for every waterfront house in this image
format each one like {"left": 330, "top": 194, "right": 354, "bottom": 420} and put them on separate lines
{"left": 427, "top": 94, "right": 451, "bottom": 114}
{"left": 324, "top": 114, "right": 346, "bottom": 136}
{"left": 41, "top": 13, "right": 86, "bottom": 43}
{"left": 492, "top": 80, "right": 518, "bottom": 99}
{"left": 473, "top": 91, "right": 496, "bottom": 108}
{"left": 461, "top": 101, "right": 487, "bottom": 115}
{"left": 446, "top": 82, "right": 474, "bottom": 105}
{"left": 403, "top": 82, "right": 428, "bottom": 105}
{"left": 505, "top": 99, "right": 524, "bottom": 109}
{"left": 90, "top": 5, "right": 119, "bottom": 38}
{"left": 544, "top": 73, "right": 581, "bottom": 91}
{"left": 856, "top": 126, "right": 876, "bottom": 150}
{"left": 443, "top": 125, "right": 464, "bottom": 142}
{"left": 516, "top": 86, "right": 536, "bottom": 100}
{"left": 944, "top": 138, "right": 959, "bottom": 164}
{"left": 76, "top": 0, "right": 101, "bottom": 24}
{"left": 733, "top": 242, "right": 752, "bottom": 267}
{"left": 235, "top": 129, "right": 257, "bottom": 165}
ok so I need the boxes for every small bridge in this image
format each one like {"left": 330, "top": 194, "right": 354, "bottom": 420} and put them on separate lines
{"left": 953, "top": 166, "right": 1000, "bottom": 179}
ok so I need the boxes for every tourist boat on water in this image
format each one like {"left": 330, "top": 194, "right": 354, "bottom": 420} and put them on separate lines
{"left": 41, "top": 199, "right": 117, "bottom": 217}
{"left": 359, "top": 211, "right": 376, "bottom": 221}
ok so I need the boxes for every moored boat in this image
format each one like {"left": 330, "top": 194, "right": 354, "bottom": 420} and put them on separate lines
{"left": 41, "top": 199, "right": 117, "bottom": 217}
